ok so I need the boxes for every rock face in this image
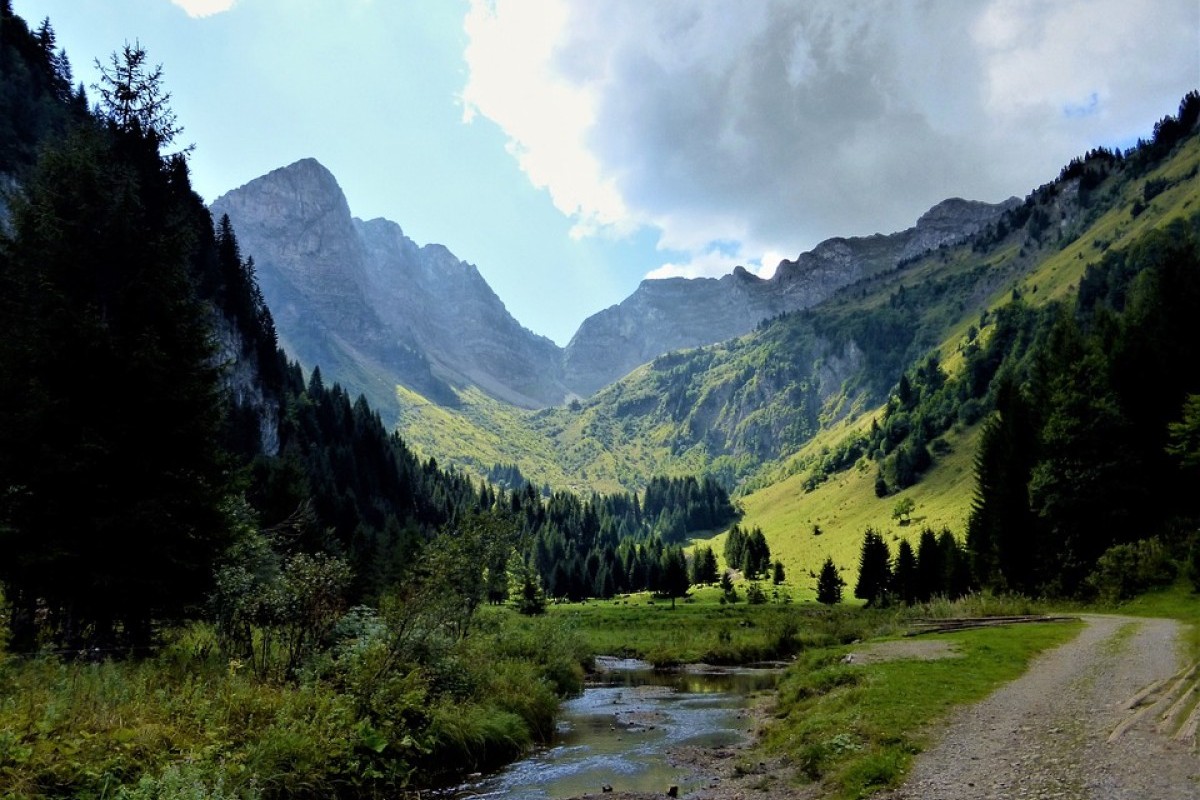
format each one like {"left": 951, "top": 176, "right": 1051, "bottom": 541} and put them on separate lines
{"left": 355, "top": 217, "right": 566, "bottom": 408}
{"left": 563, "top": 197, "right": 1018, "bottom": 395}
{"left": 210, "top": 159, "right": 568, "bottom": 412}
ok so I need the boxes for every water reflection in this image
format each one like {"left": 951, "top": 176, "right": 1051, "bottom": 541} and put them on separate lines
{"left": 447, "top": 659, "right": 779, "bottom": 800}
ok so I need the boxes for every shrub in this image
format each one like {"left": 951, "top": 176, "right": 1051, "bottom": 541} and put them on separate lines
{"left": 1086, "top": 538, "right": 1177, "bottom": 602}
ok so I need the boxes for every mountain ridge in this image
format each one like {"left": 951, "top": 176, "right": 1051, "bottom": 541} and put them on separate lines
{"left": 562, "top": 196, "right": 1017, "bottom": 395}
{"left": 211, "top": 158, "right": 1016, "bottom": 415}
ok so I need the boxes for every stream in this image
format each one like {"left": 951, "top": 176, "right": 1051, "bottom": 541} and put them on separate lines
{"left": 448, "top": 657, "right": 780, "bottom": 800}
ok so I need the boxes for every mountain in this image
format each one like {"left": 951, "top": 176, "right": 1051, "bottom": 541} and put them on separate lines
{"left": 210, "top": 159, "right": 568, "bottom": 412}
{"left": 562, "top": 197, "right": 1018, "bottom": 395}
{"left": 354, "top": 215, "right": 567, "bottom": 408}
{"left": 212, "top": 158, "right": 1018, "bottom": 415}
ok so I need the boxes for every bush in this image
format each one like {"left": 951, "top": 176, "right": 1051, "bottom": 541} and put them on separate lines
{"left": 746, "top": 582, "right": 768, "bottom": 605}
{"left": 1086, "top": 538, "right": 1177, "bottom": 602}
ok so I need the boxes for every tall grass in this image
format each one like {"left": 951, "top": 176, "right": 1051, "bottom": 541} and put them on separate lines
{"left": 0, "top": 612, "right": 590, "bottom": 799}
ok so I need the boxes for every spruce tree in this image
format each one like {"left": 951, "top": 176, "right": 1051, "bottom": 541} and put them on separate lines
{"left": 854, "top": 528, "right": 893, "bottom": 607}
{"left": 659, "top": 547, "right": 689, "bottom": 609}
{"left": 0, "top": 114, "right": 229, "bottom": 648}
{"left": 816, "top": 557, "right": 844, "bottom": 605}
{"left": 914, "top": 527, "right": 944, "bottom": 602}
{"left": 893, "top": 539, "right": 917, "bottom": 606}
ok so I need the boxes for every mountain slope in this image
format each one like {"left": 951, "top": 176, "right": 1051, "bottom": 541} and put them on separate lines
{"left": 392, "top": 112, "right": 1200, "bottom": 502}
{"left": 715, "top": 117, "right": 1200, "bottom": 590}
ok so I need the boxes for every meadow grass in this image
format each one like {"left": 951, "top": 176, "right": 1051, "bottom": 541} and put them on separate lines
{"left": 540, "top": 588, "right": 904, "bottom": 666}
{"left": 700, "top": 423, "right": 981, "bottom": 601}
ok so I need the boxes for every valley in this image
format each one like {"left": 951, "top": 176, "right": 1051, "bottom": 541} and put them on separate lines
{"left": 0, "top": 3, "right": 1198, "bottom": 799}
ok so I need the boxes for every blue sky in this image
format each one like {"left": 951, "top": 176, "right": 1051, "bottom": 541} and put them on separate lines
{"left": 20, "top": 0, "right": 1199, "bottom": 345}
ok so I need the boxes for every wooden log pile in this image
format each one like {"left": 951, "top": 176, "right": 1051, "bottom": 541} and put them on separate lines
{"left": 904, "top": 615, "right": 1079, "bottom": 636}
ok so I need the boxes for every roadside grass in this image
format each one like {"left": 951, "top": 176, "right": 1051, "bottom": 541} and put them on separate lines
{"left": 764, "top": 618, "right": 1083, "bottom": 799}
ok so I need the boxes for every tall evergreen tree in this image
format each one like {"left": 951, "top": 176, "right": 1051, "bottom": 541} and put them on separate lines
{"left": 914, "top": 527, "right": 944, "bottom": 603}
{"left": 892, "top": 539, "right": 917, "bottom": 606}
{"left": 816, "top": 557, "right": 844, "bottom": 605}
{"left": 0, "top": 108, "right": 229, "bottom": 648}
{"left": 659, "top": 547, "right": 689, "bottom": 609}
{"left": 854, "top": 528, "right": 893, "bottom": 607}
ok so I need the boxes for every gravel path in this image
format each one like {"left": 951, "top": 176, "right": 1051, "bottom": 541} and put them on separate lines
{"left": 888, "top": 614, "right": 1200, "bottom": 800}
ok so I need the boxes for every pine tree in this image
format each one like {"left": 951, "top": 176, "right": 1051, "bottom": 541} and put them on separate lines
{"left": 0, "top": 114, "right": 229, "bottom": 648}
{"left": 816, "top": 557, "right": 844, "bottom": 605}
{"left": 854, "top": 528, "right": 893, "bottom": 607}
{"left": 893, "top": 540, "right": 917, "bottom": 606}
{"left": 659, "top": 547, "right": 689, "bottom": 609}
{"left": 914, "top": 527, "right": 944, "bottom": 602}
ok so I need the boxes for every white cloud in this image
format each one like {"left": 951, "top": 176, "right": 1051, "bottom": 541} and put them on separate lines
{"left": 461, "top": 0, "right": 630, "bottom": 237}
{"left": 169, "top": 0, "right": 236, "bottom": 18}
{"left": 463, "top": 0, "right": 1199, "bottom": 280}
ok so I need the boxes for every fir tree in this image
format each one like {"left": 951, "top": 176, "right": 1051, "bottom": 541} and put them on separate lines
{"left": 816, "top": 557, "right": 844, "bottom": 605}
{"left": 854, "top": 528, "right": 893, "bottom": 607}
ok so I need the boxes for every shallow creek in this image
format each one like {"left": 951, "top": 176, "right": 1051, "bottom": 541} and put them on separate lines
{"left": 448, "top": 657, "right": 780, "bottom": 799}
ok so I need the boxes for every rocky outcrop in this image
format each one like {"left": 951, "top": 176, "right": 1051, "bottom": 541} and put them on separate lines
{"left": 355, "top": 217, "right": 568, "bottom": 408}
{"left": 563, "top": 196, "right": 1018, "bottom": 396}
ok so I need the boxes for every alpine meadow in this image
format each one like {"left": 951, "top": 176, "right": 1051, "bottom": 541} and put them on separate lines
{"left": 1, "top": 3, "right": 1199, "bottom": 799}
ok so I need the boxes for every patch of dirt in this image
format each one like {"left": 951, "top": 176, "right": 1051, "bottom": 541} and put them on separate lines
{"left": 841, "top": 638, "right": 962, "bottom": 665}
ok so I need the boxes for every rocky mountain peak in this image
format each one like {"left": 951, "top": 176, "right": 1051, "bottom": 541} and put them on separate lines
{"left": 212, "top": 158, "right": 1017, "bottom": 413}
{"left": 212, "top": 158, "right": 568, "bottom": 415}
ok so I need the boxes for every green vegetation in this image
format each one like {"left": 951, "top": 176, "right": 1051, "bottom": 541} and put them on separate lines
{"left": 542, "top": 589, "right": 881, "bottom": 667}
{"left": 0, "top": 612, "right": 587, "bottom": 799}
{"left": 2, "top": 5, "right": 1198, "bottom": 797}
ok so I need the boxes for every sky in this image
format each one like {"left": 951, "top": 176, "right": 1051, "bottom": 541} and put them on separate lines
{"left": 20, "top": 0, "right": 1200, "bottom": 345}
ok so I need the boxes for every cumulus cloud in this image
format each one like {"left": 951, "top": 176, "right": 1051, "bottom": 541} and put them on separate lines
{"left": 463, "top": 0, "right": 1198, "bottom": 279}
{"left": 169, "top": 0, "right": 237, "bottom": 18}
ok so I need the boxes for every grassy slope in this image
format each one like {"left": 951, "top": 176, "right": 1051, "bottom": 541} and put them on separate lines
{"left": 707, "top": 424, "right": 981, "bottom": 600}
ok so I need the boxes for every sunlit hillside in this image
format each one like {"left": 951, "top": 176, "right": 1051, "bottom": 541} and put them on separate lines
{"left": 716, "top": 132, "right": 1200, "bottom": 591}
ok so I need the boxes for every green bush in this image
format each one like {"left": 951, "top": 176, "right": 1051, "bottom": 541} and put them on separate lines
{"left": 1087, "top": 538, "right": 1177, "bottom": 602}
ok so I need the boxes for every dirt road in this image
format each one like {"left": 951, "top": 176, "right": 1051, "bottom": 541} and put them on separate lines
{"left": 888, "top": 614, "right": 1199, "bottom": 800}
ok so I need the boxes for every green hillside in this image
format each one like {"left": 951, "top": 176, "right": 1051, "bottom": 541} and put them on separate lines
{"left": 724, "top": 126, "right": 1200, "bottom": 589}
{"left": 393, "top": 110, "right": 1200, "bottom": 598}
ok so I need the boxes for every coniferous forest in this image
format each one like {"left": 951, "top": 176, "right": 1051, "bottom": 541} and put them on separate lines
{"left": 2, "top": 3, "right": 1199, "bottom": 797}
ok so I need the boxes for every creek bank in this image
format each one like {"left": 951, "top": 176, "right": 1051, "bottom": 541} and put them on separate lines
{"left": 446, "top": 656, "right": 781, "bottom": 800}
